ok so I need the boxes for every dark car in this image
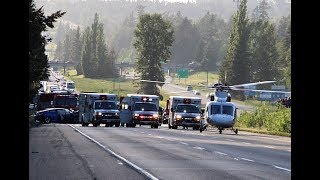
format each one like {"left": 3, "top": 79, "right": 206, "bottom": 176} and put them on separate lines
{"left": 35, "top": 108, "right": 77, "bottom": 124}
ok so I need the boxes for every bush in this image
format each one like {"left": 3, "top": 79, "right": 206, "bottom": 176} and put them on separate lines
{"left": 237, "top": 104, "right": 291, "bottom": 134}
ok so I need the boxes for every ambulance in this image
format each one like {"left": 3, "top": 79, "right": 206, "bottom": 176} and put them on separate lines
{"left": 166, "top": 96, "right": 202, "bottom": 130}
{"left": 78, "top": 93, "right": 120, "bottom": 127}
{"left": 119, "top": 94, "right": 160, "bottom": 128}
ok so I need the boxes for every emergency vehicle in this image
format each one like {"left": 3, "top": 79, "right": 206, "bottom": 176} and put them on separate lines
{"left": 166, "top": 96, "right": 202, "bottom": 130}
{"left": 78, "top": 93, "right": 120, "bottom": 127}
{"left": 119, "top": 94, "right": 160, "bottom": 128}
{"left": 53, "top": 93, "right": 78, "bottom": 110}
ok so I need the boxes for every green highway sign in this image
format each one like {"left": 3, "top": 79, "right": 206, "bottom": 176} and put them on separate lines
{"left": 177, "top": 69, "right": 188, "bottom": 78}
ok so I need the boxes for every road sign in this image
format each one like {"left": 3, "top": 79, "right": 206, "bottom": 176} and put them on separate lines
{"left": 177, "top": 69, "right": 188, "bottom": 78}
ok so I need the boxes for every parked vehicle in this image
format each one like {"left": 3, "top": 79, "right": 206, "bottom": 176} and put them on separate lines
{"left": 119, "top": 94, "right": 160, "bottom": 128}
{"left": 166, "top": 96, "right": 202, "bottom": 130}
{"left": 34, "top": 108, "right": 77, "bottom": 124}
{"left": 78, "top": 93, "right": 120, "bottom": 127}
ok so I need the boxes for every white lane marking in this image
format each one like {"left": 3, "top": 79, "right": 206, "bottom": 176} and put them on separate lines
{"left": 234, "top": 158, "right": 239, "bottom": 160}
{"left": 240, "top": 158, "right": 255, "bottom": 162}
{"left": 141, "top": 132, "right": 145, "bottom": 134}
{"left": 156, "top": 136, "right": 164, "bottom": 139}
{"left": 244, "top": 142, "right": 251, "bottom": 145}
{"left": 179, "top": 142, "right": 189, "bottom": 145}
{"left": 193, "top": 146, "right": 205, "bottom": 150}
{"left": 226, "top": 139, "right": 235, "bottom": 142}
{"left": 264, "top": 145, "right": 274, "bottom": 149}
{"left": 273, "top": 165, "right": 291, "bottom": 172}
{"left": 117, "top": 160, "right": 123, "bottom": 165}
{"left": 166, "top": 139, "right": 175, "bottom": 141}
{"left": 148, "top": 134, "right": 152, "bottom": 136}
{"left": 69, "top": 125, "right": 158, "bottom": 180}
{"left": 215, "top": 151, "right": 228, "bottom": 156}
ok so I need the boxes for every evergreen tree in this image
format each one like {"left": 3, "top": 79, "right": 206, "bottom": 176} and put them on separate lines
{"left": 54, "top": 40, "right": 63, "bottom": 61}
{"left": 71, "top": 26, "right": 82, "bottom": 63}
{"left": 133, "top": 13, "right": 174, "bottom": 98}
{"left": 81, "top": 27, "right": 93, "bottom": 77}
{"left": 63, "top": 34, "right": 71, "bottom": 63}
{"left": 29, "top": 0, "right": 65, "bottom": 101}
{"left": 97, "top": 22, "right": 110, "bottom": 78}
{"left": 249, "top": 21, "right": 279, "bottom": 82}
{"left": 171, "top": 17, "right": 200, "bottom": 66}
{"left": 219, "top": 0, "right": 251, "bottom": 99}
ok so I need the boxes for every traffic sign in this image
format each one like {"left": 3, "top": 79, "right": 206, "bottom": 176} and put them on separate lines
{"left": 177, "top": 69, "right": 188, "bottom": 78}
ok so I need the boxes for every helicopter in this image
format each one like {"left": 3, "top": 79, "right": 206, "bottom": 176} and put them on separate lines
{"left": 139, "top": 78, "right": 290, "bottom": 134}
{"left": 199, "top": 80, "right": 291, "bottom": 134}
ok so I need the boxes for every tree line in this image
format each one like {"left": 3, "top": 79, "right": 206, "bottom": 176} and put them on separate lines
{"left": 30, "top": 0, "right": 290, "bottom": 101}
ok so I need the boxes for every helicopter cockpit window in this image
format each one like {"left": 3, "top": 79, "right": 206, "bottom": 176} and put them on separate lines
{"left": 222, "top": 105, "right": 233, "bottom": 116}
{"left": 210, "top": 105, "right": 221, "bottom": 114}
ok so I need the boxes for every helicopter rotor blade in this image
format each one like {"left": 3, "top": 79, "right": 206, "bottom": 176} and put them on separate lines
{"left": 230, "top": 81, "right": 276, "bottom": 88}
{"left": 140, "top": 79, "right": 169, "bottom": 84}
{"left": 231, "top": 87, "right": 291, "bottom": 94}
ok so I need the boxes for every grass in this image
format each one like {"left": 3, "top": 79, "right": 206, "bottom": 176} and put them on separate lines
{"left": 171, "top": 71, "right": 220, "bottom": 89}
{"left": 66, "top": 69, "right": 140, "bottom": 97}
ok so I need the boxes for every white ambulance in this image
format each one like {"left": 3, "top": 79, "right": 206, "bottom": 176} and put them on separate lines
{"left": 166, "top": 96, "right": 202, "bottom": 130}
{"left": 119, "top": 94, "right": 160, "bottom": 128}
{"left": 78, "top": 93, "right": 120, "bottom": 127}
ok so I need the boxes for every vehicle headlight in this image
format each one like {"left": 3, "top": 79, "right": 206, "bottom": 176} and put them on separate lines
{"left": 153, "top": 114, "right": 159, "bottom": 118}
{"left": 176, "top": 114, "right": 182, "bottom": 119}
{"left": 195, "top": 116, "right": 201, "bottom": 121}
{"left": 134, "top": 113, "right": 139, "bottom": 117}
{"left": 97, "top": 112, "right": 102, "bottom": 116}
{"left": 115, "top": 113, "right": 119, "bottom": 116}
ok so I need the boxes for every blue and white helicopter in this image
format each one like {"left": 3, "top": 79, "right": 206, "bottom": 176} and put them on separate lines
{"left": 200, "top": 81, "right": 291, "bottom": 134}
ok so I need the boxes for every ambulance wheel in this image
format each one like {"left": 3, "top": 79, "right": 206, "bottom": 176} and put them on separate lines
{"left": 172, "top": 125, "right": 177, "bottom": 129}
{"left": 115, "top": 123, "right": 120, "bottom": 127}
{"left": 44, "top": 117, "right": 51, "bottom": 124}
{"left": 235, "top": 129, "right": 238, "bottom": 134}
{"left": 219, "top": 129, "right": 222, "bottom": 134}
{"left": 121, "top": 123, "right": 124, "bottom": 127}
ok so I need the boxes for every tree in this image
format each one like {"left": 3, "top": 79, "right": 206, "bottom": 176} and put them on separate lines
{"left": 71, "top": 26, "right": 82, "bottom": 63}
{"left": 29, "top": 0, "right": 65, "bottom": 101}
{"left": 133, "top": 13, "right": 174, "bottom": 98}
{"left": 54, "top": 40, "right": 63, "bottom": 60}
{"left": 170, "top": 17, "right": 200, "bottom": 66}
{"left": 81, "top": 27, "right": 93, "bottom": 77}
{"left": 219, "top": 0, "right": 251, "bottom": 99}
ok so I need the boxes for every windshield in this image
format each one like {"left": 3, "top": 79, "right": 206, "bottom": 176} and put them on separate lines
{"left": 67, "top": 82, "right": 75, "bottom": 89}
{"left": 54, "top": 97, "right": 77, "bottom": 107}
{"left": 222, "top": 105, "right": 233, "bottom": 116}
{"left": 94, "top": 101, "right": 117, "bottom": 110}
{"left": 175, "top": 104, "right": 200, "bottom": 113}
{"left": 133, "top": 103, "right": 157, "bottom": 111}
{"left": 210, "top": 105, "right": 221, "bottom": 115}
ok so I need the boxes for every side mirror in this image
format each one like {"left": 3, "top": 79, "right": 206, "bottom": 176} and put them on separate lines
{"left": 170, "top": 108, "right": 173, "bottom": 112}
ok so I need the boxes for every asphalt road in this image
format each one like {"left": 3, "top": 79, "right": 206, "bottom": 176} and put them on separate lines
{"left": 30, "top": 124, "right": 291, "bottom": 179}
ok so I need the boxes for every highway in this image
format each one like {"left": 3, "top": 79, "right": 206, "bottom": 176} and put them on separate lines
{"left": 30, "top": 124, "right": 291, "bottom": 179}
